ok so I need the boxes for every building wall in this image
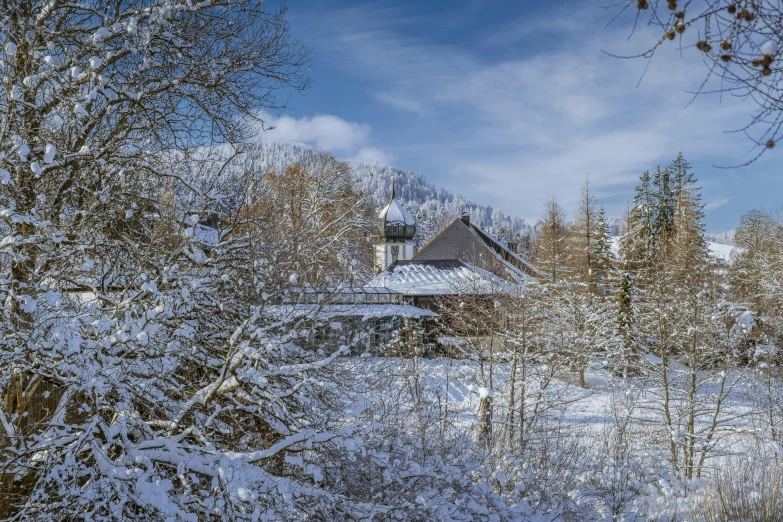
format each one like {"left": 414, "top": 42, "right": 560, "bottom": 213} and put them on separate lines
{"left": 375, "top": 242, "right": 416, "bottom": 272}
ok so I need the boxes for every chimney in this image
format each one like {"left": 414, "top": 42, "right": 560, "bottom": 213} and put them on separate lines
{"left": 460, "top": 212, "right": 470, "bottom": 226}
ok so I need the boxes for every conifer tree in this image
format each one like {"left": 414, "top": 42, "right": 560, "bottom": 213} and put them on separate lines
{"left": 592, "top": 206, "right": 615, "bottom": 294}
{"left": 533, "top": 196, "right": 569, "bottom": 283}
{"left": 652, "top": 165, "right": 676, "bottom": 253}
{"left": 619, "top": 170, "right": 655, "bottom": 271}
{"left": 571, "top": 180, "right": 599, "bottom": 291}
{"left": 670, "top": 169, "right": 710, "bottom": 284}
{"left": 613, "top": 266, "right": 637, "bottom": 378}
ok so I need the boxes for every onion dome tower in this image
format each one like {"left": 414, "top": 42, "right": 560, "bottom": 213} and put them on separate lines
{"left": 376, "top": 177, "right": 417, "bottom": 271}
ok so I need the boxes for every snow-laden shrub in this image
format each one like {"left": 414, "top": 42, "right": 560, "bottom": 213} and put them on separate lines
{"left": 693, "top": 455, "right": 783, "bottom": 522}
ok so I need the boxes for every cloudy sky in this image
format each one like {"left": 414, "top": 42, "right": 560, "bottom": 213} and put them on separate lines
{"left": 260, "top": 0, "right": 781, "bottom": 232}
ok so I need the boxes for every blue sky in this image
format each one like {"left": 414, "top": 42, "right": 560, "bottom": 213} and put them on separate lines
{"left": 259, "top": 0, "right": 782, "bottom": 232}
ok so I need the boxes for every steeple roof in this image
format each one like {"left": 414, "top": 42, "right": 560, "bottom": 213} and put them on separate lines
{"left": 378, "top": 177, "right": 416, "bottom": 241}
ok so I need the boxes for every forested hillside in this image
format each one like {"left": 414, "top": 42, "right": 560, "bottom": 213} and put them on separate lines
{"left": 249, "top": 141, "right": 534, "bottom": 248}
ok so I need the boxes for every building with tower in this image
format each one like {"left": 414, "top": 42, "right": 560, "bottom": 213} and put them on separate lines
{"left": 370, "top": 184, "right": 543, "bottom": 310}
{"left": 375, "top": 177, "right": 417, "bottom": 272}
{"left": 266, "top": 178, "right": 543, "bottom": 353}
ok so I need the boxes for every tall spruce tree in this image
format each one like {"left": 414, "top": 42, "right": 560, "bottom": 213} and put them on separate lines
{"left": 652, "top": 165, "right": 676, "bottom": 255}
{"left": 620, "top": 170, "right": 655, "bottom": 271}
{"left": 613, "top": 266, "right": 637, "bottom": 378}
{"left": 592, "top": 205, "right": 615, "bottom": 295}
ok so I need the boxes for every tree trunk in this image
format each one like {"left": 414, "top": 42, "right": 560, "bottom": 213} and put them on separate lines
{"left": 477, "top": 395, "right": 493, "bottom": 451}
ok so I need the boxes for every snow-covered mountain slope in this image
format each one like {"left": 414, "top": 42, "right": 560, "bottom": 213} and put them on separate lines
{"left": 249, "top": 141, "right": 534, "bottom": 246}
{"left": 609, "top": 237, "right": 740, "bottom": 264}
{"left": 707, "top": 241, "right": 737, "bottom": 263}
{"left": 705, "top": 230, "right": 735, "bottom": 246}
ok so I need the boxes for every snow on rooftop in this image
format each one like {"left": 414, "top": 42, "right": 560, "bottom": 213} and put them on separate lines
{"left": 263, "top": 303, "right": 438, "bottom": 321}
{"left": 367, "top": 261, "right": 521, "bottom": 296}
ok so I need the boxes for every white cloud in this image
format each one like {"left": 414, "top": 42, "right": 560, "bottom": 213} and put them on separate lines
{"left": 704, "top": 198, "right": 730, "bottom": 211}
{"left": 295, "top": 5, "right": 758, "bottom": 225}
{"left": 262, "top": 113, "right": 371, "bottom": 152}
{"left": 352, "top": 147, "right": 392, "bottom": 165}
{"left": 286, "top": 4, "right": 776, "bottom": 230}
{"left": 374, "top": 92, "right": 429, "bottom": 115}
{"left": 259, "top": 112, "right": 393, "bottom": 165}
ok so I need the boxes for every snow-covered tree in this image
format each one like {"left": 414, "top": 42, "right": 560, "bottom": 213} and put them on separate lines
{"left": 542, "top": 282, "right": 618, "bottom": 388}
{"left": 0, "top": 2, "right": 434, "bottom": 519}
{"left": 570, "top": 180, "right": 599, "bottom": 291}
{"left": 620, "top": 170, "right": 655, "bottom": 271}
{"left": 729, "top": 208, "right": 783, "bottom": 314}
{"left": 591, "top": 206, "right": 616, "bottom": 294}
{"left": 533, "top": 196, "right": 569, "bottom": 283}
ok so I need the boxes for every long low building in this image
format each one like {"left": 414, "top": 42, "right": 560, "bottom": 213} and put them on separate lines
{"left": 264, "top": 286, "right": 439, "bottom": 352}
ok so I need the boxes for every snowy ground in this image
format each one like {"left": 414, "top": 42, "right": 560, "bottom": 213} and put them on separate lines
{"left": 323, "top": 355, "right": 780, "bottom": 521}
{"left": 339, "top": 355, "right": 762, "bottom": 456}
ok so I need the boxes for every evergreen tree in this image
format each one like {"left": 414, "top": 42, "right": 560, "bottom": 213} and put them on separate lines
{"left": 613, "top": 266, "right": 637, "bottom": 378}
{"left": 619, "top": 170, "right": 655, "bottom": 271}
{"left": 592, "top": 205, "right": 615, "bottom": 294}
{"left": 669, "top": 152, "right": 688, "bottom": 186}
{"left": 651, "top": 165, "right": 676, "bottom": 254}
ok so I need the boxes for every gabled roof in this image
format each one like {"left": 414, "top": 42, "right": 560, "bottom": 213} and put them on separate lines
{"left": 412, "top": 217, "right": 543, "bottom": 281}
{"left": 468, "top": 223, "right": 544, "bottom": 279}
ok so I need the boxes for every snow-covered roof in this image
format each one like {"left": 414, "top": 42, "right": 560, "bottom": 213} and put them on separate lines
{"left": 278, "top": 287, "right": 404, "bottom": 305}
{"left": 367, "top": 260, "right": 522, "bottom": 296}
{"left": 466, "top": 224, "right": 543, "bottom": 280}
{"left": 293, "top": 287, "right": 401, "bottom": 294}
{"left": 263, "top": 303, "right": 438, "bottom": 321}
{"left": 378, "top": 178, "right": 416, "bottom": 241}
